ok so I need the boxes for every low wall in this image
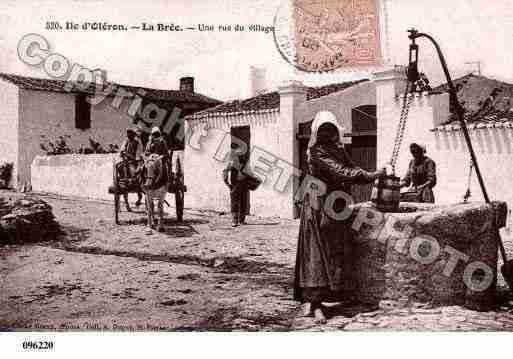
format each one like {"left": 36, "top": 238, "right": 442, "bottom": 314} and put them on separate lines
{"left": 31, "top": 152, "right": 184, "bottom": 202}
{"left": 32, "top": 154, "right": 117, "bottom": 201}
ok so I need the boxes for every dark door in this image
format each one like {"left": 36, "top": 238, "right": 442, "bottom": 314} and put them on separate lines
{"left": 350, "top": 105, "right": 377, "bottom": 203}
{"left": 349, "top": 136, "right": 377, "bottom": 203}
{"left": 296, "top": 121, "right": 313, "bottom": 218}
{"left": 230, "top": 126, "right": 250, "bottom": 214}
{"left": 297, "top": 120, "right": 313, "bottom": 184}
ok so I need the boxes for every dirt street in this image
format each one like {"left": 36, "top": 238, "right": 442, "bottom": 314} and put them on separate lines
{"left": 2, "top": 190, "right": 513, "bottom": 331}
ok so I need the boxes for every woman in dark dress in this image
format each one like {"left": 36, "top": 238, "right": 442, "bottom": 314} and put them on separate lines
{"left": 400, "top": 142, "right": 436, "bottom": 203}
{"left": 223, "top": 151, "right": 248, "bottom": 227}
{"left": 294, "top": 111, "right": 384, "bottom": 323}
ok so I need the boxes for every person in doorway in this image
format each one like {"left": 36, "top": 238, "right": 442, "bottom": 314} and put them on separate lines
{"left": 293, "top": 111, "right": 385, "bottom": 324}
{"left": 119, "top": 127, "right": 144, "bottom": 210}
{"left": 400, "top": 142, "right": 436, "bottom": 203}
{"left": 223, "top": 149, "right": 248, "bottom": 227}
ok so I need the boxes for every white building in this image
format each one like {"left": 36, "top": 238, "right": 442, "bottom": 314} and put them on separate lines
{"left": 185, "top": 68, "right": 513, "bottom": 223}
{"left": 3, "top": 67, "right": 512, "bottom": 224}
{"left": 0, "top": 73, "right": 220, "bottom": 190}
{"left": 184, "top": 79, "right": 377, "bottom": 218}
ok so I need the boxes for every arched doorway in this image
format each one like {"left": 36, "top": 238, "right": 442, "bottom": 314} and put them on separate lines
{"left": 348, "top": 105, "right": 377, "bottom": 203}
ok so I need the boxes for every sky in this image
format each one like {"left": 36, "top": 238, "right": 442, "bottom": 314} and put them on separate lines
{"left": 1, "top": 0, "right": 512, "bottom": 101}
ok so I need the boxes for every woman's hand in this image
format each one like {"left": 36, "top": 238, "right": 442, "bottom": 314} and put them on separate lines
{"left": 416, "top": 183, "right": 427, "bottom": 191}
{"left": 367, "top": 167, "right": 386, "bottom": 181}
{"left": 373, "top": 167, "right": 386, "bottom": 179}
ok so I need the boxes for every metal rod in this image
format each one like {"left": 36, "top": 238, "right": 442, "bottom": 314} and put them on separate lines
{"left": 407, "top": 30, "right": 511, "bottom": 262}
{"left": 408, "top": 29, "right": 490, "bottom": 203}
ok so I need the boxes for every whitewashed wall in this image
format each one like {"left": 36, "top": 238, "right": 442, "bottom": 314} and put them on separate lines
{"left": 0, "top": 81, "right": 19, "bottom": 188}
{"left": 32, "top": 154, "right": 117, "bottom": 201}
{"left": 297, "top": 81, "right": 377, "bottom": 137}
{"left": 18, "top": 89, "right": 133, "bottom": 189}
{"left": 380, "top": 86, "right": 513, "bottom": 228}
{"left": 183, "top": 82, "right": 378, "bottom": 219}
{"left": 184, "top": 125, "right": 231, "bottom": 213}
{"left": 432, "top": 129, "right": 513, "bottom": 219}
{"left": 184, "top": 110, "right": 291, "bottom": 217}
{"left": 31, "top": 152, "right": 184, "bottom": 202}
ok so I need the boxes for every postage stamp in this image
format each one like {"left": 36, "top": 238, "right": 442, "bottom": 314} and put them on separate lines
{"left": 273, "top": 0, "right": 383, "bottom": 72}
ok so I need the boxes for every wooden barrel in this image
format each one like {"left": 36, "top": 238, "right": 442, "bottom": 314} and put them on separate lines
{"left": 371, "top": 175, "right": 401, "bottom": 212}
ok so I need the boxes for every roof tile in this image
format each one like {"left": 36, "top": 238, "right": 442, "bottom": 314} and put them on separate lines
{"left": 188, "top": 79, "right": 368, "bottom": 119}
{"left": 434, "top": 73, "right": 513, "bottom": 126}
{"left": 0, "top": 72, "right": 221, "bottom": 105}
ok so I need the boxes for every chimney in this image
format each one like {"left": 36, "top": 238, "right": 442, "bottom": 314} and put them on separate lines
{"left": 180, "top": 77, "right": 194, "bottom": 93}
{"left": 250, "top": 66, "right": 267, "bottom": 96}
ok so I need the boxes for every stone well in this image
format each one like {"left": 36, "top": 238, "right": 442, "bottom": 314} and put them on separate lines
{"left": 346, "top": 201, "right": 507, "bottom": 311}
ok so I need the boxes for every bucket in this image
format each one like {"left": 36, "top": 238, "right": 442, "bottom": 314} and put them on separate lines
{"left": 371, "top": 175, "right": 401, "bottom": 212}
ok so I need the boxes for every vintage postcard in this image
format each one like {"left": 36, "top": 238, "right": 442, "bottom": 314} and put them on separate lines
{"left": 1, "top": 0, "right": 513, "bottom": 356}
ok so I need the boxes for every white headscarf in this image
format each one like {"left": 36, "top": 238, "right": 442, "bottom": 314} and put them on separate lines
{"left": 307, "top": 111, "right": 345, "bottom": 160}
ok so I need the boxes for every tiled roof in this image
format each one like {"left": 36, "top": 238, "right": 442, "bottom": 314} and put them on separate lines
{"left": 433, "top": 73, "right": 513, "bottom": 127}
{"left": 187, "top": 79, "right": 368, "bottom": 119}
{"left": 0, "top": 72, "right": 221, "bottom": 105}
{"left": 305, "top": 80, "right": 368, "bottom": 100}
{"left": 433, "top": 109, "right": 513, "bottom": 132}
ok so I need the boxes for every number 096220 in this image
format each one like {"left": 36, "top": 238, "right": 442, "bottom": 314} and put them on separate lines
{"left": 22, "top": 341, "right": 54, "bottom": 350}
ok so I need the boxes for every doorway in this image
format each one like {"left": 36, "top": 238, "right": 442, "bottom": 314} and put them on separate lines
{"left": 230, "top": 125, "right": 251, "bottom": 215}
{"left": 349, "top": 105, "right": 377, "bottom": 203}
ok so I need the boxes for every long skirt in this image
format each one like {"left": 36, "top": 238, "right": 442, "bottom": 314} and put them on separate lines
{"left": 293, "top": 194, "right": 357, "bottom": 303}
{"left": 230, "top": 182, "right": 249, "bottom": 217}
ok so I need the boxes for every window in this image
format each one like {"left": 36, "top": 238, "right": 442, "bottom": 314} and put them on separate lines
{"left": 75, "top": 95, "right": 91, "bottom": 130}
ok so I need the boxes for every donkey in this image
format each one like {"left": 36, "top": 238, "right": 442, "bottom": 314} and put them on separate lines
{"left": 112, "top": 157, "right": 144, "bottom": 225}
{"left": 141, "top": 154, "right": 168, "bottom": 232}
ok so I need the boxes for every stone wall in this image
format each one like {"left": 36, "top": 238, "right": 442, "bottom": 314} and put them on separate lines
{"left": 0, "top": 194, "right": 57, "bottom": 242}
{"left": 349, "top": 201, "right": 507, "bottom": 311}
